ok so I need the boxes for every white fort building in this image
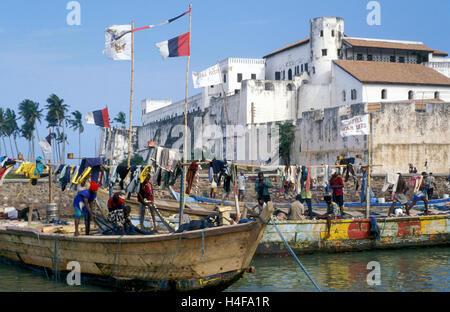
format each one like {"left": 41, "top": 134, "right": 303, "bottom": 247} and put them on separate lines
{"left": 100, "top": 17, "right": 450, "bottom": 174}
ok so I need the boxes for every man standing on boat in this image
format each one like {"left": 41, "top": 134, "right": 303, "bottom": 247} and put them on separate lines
{"left": 330, "top": 170, "right": 345, "bottom": 217}
{"left": 73, "top": 181, "right": 99, "bottom": 236}
{"left": 426, "top": 173, "right": 436, "bottom": 200}
{"left": 387, "top": 174, "right": 409, "bottom": 217}
{"left": 407, "top": 172, "right": 430, "bottom": 216}
{"left": 255, "top": 172, "right": 273, "bottom": 203}
{"left": 138, "top": 176, "right": 157, "bottom": 230}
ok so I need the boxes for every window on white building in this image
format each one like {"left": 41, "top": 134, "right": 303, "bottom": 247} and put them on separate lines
{"left": 223, "top": 74, "right": 227, "bottom": 83}
{"left": 435, "top": 91, "right": 440, "bottom": 99}
{"left": 288, "top": 69, "right": 293, "bottom": 80}
{"left": 399, "top": 56, "right": 405, "bottom": 63}
{"left": 390, "top": 56, "right": 396, "bottom": 63}
{"left": 265, "top": 82, "right": 274, "bottom": 91}
{"left": 275, "top": 72, "right": 281, "bottom": 80}
{"left": 322, "top": 49, "right": 328, "bottom": 56}
{"left": 367, "top": 54, "right": 373, "bottom": 61}
{"left": 237, "top": 73, "right": 243, "bottom": 83}
{"left": 305, "top": 63, "right": 309, "bottom": 72}
{"left": 320, "top": 30, "right": 324, "bottom": 37}
{"left": 351, "top": 89, "right": 357, "bottom": 100}
{"left": 282, "top": 71, "right": 285, "bottom": 80}
{"left": 301, "top": 64, "right": 304, "bottom": 72}
{"left": 251, "top": 73, "right": 256, "bottom": 80}
{"left": 332, "top": 30, "right": 335, "bottom": 37}
{"left": 357, "top": 54, "right": 363, "bottom": 61}
{"left": 381, "top": 89, "right": 387, "bottom": 99}
{"left": 408, "top": 90, "right": 414, "bottom": 100}
{"left": 312, "top": 67, "right": 315, "bottom": 74}
{"left": 343, "top": 91, "right": 346, "bottom": 102}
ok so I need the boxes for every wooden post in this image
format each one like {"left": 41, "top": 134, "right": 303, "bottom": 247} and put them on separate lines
{"left": 127, "top": 21, "right": 135, "bottom": 168}
{"left": 233, "top": 162, "right": 240, "bottom": 221}
{"left": 179, "top": 3, "right": 192, "bottom": 228}
{"left": 49, "top": 150, "right": 53, "bottom": 204}
{"left": 28, "top": 204, "right": 33, "bottom": 227}
{"left": 366, "top": 113, "right": 372, "bottom": 218}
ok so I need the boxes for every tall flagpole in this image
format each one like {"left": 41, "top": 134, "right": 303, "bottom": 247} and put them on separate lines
{"left": 127, "top": 21, "right": 135, "bottom": 168}
{"left": 366, "top": 113, "right": 372, "bottom": 218}
{"left": 179, "top": 3, "right": 192, "bottom": 227}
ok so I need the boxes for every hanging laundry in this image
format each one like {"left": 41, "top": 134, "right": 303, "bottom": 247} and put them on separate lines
{"left": 381, "top": 173, "right": 399, "bottom": 193}
{"left": 34, "top": 156, "right": 45, "bottom": 176}
{"left": 126, "top": 166, "right": 142, "bottom": 194}
{"left": 185, "top": 161, "right": 199, "bottom": 195}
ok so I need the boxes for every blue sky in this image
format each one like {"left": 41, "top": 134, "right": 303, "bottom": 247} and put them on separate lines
{"left": 1, "top": 0, "right": 449, "bottom": 162}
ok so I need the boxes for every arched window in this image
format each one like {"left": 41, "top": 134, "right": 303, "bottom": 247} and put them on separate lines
{"left": 342, "top": 90, "right": 346, "bottom": 102}
{"left": 434, "top": 91, "right": 440, "bottom": 99}
{"left": 287, "top": 83, "right": 294, "bottom": 91}
{"left": 381, "top": 89, "right": 387, "bottom": 100}
{"left": 265, "top": 82, "right": 274, "bottom": 91}
{"left": 288, "top": 69, "right": 293, "bottom": 80}
{"left": 408, "top": 90, "right": 414, "bottom": 100}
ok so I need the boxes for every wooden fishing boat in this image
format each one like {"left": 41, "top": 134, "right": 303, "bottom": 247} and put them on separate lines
{"left": 0, "top": 202, "right": 274, "bottom": 291}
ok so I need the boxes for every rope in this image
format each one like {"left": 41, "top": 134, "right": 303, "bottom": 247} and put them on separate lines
{"left": 111, "top": 236, "right": 123, "bottom": 288}
{"left": 37, "top": 232, "right": 50, "bottom": 280}
{"left": 53, "top": 234, "right": 60, "bottom": 282}
{"left": 200, "top": 229, "right": 205, "bottom": 260}
{"left": 157, "top": 233, "right": 183, "bottom": 290}
{"left": 270, "top": 217, "right": 322, "bottom": 292}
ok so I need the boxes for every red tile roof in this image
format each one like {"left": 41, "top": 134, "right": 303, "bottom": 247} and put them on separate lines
{"left": 333, "top": 60, "right": 450, "bottom": 86}
{"left": 263, "top": 38, "right": 310, "bottom": 59}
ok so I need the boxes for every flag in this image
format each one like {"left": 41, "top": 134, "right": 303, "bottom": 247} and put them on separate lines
{"left": 156, "top": 32, "right": 190, "bottom": 59}
{"left": 340, "top": 114, "right": 370, "bottom": 137}
{"left": 39, "top": 134, "right": 52, "bottom": 154}
{"left": 132, "top": 10, "right": 191, "bottom": 32}
{"left": 192, "top": 64, "right": 222, "bottom": 88}
{"left": 85, "top": 108, "right": 111, "bottom": 128}
{"left": 104, "top": 25, "right": 132, "bottom": 61}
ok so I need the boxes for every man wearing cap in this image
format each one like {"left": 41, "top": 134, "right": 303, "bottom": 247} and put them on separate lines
{"left": 255, "top": 172, "right": 273, "bottom": 203}
{"left": 73, "top": 181, "right": 98, "bottom": 236}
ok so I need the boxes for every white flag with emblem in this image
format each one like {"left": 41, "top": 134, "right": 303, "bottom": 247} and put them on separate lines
{"left": 104, "top": 25, "right": 132, "bottom": 61}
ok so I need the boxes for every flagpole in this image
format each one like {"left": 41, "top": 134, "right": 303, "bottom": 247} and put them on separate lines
{"left": 49, "top": 129, "right": 53, "bottom": 204}
{"left": 127, "top": 21, "right": 135, "bottom": 168}
{"left": 179, "top": 3, "right": 192, "bottom": 228}
{"left": 366, "top": 113, "right": 372, "bottom": 218}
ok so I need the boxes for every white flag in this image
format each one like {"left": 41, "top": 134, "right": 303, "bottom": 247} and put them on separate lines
{"left": 38, "top": 139, "right": 52, "bottom": 155}
{"left": 340, "top": 114, "right": 370, "bottom": 137}
{"left": 192, "top": 64, "right": 222, "bottom": 88}
{"left": 104, "top": 25, "right": 132, "bottom": 61}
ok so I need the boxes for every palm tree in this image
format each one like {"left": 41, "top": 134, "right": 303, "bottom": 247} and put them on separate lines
{"left": 46, "top": 94, "right": 69, "bottom": 162}
{"left": 69, "top": 110, "right": 84, "bottom": 164}
{"left": 114, "top": 112, "right": 126, "bottom": 128}
{"left": 4, "top": 109, "right": 19, "bottom": 157}
{"left": 0, "top": 108, "right": 8, "bottom": 155}
{"left": 18, "top": 99, "right": 43, "bottom": 158}
{"left": 20, "top": 122, "right": 34, "bottom": 159}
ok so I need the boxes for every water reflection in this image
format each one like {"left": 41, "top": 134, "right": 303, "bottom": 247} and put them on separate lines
{"left": 227, "top": 247, "right": 450, "bottom": 292}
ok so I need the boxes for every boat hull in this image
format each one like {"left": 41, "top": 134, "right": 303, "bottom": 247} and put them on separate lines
{"left": 258, "top": 215, "right": 450, "bottom": 255}
{"left": 0, "top": 202, "right": 273, "bottom": 292}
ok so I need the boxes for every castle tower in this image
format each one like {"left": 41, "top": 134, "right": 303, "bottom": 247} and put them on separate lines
{"left": 309, "top": 17, "right": 344, "bottom": 84}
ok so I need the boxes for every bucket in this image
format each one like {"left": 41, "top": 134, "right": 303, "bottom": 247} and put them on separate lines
{"left": 378, "top": 198, "right": 385, "bottom": 204}
{"left": 46, "top": 203, "right": 59, "bottom": 220}
{"left": 443, "top": 194, "right": 449, "bottom": 199}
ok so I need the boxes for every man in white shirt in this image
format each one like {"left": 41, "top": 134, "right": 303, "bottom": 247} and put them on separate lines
{"left": 238, "top": 171, "right": 247, "bottom": 202}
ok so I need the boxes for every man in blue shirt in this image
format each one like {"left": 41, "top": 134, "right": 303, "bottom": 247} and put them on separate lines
{"left": 73, "top": 181, "right": 98, "bottom": 236}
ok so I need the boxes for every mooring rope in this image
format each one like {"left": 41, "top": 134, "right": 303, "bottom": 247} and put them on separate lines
{"left": 37, "top": 232, "right": 49, "bottom": 279}
{"left": 270, "top": 217, "right": 322, "bottom": 292}
{"left": 157, "top": 233, "right": 183, "bottom": 290}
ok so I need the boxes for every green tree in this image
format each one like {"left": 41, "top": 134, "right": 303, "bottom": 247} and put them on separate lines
{"left": 114, "top": 112, "right": 127, "bottom": 128}
{"left": 4, "top": 109, "right": 20, "bottom": 157}
{"left": 46, "top": 94, "right": 69, "bottom": 162}
{"left": 277, "top": 122, "right": 296, "bottom": 165}
{"left": 18, "top": 99, "right": 43, "bottom": 158}
{"left": 0, "top": 108, "right": 8, "bottom": 155}
{"left": 69, "top": 110, "right": 84, "bottom": 163}
{"left": 20, "top": 122, "right": 34, "bottom": 159}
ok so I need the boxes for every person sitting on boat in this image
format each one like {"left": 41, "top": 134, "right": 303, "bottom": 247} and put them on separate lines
{"left": 255, "top": 172, "right": 272, "bottom": 203}
{"left": 316, "top": 195, "right": 341, "bottom": 239}
{"left": 107, "top": 206, "right": 155, "bottom": 235}
{"left": 73, "top": 181, "right": 99, "bottom": 237}
{"left": 138, "top": 176, "right": 157, "bottom": 231}
{"left": 387, "top": 173, "right": 409, "bottom": 218}
{"left": 108, "top": 192, "right": 125, "bottom": 212}
{"left": 244, "top": 198, "right": 267, "bottom": 219}
{"left": 407, "top": 172, "right": 430, "bottom": 216}
{"left": 289, "top": 194, "right": 306, "bottom": 220}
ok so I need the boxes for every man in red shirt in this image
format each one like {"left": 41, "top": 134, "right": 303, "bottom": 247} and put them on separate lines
{"left": 107, "top": 193, "right": 125, "bottom": 212}
{"left": 330, "top": 170, "right": 345, "bottom": 217}
{"left": 138, "top": 176, "right": 156, "bottom": 230}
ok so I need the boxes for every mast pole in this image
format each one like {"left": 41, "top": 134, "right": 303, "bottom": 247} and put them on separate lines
{"left": 127, "top": 21, "right": 135, "bottom": 168}
{"left": 179, "top": 3, "right": 192, "bottom": 227}
{"left": 366, "top": 113, "right": 372, "bottom": 218}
